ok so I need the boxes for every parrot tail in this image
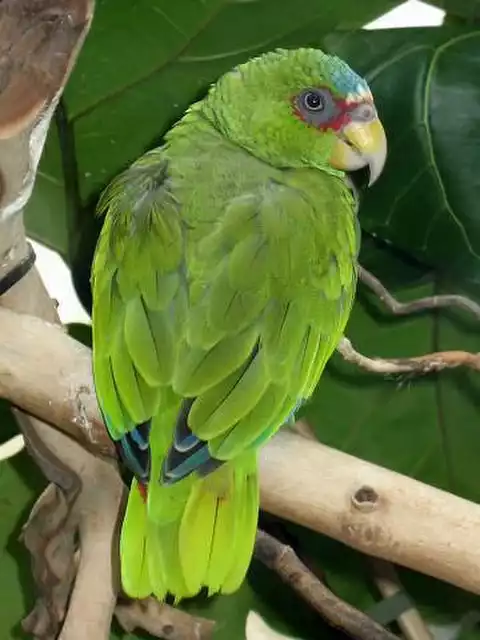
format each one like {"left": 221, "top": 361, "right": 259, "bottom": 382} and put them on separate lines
{"left": 119, "top": 453, "right": 259, "bottom": 601}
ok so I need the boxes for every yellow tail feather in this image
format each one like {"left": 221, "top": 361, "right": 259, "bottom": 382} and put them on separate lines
{"left": 120, "top": 454, "right": 259, "bottom": 601}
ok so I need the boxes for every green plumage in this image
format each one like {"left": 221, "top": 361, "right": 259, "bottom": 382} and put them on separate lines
{"left": 91, "top": 47, "right": 384, "bottom": 602}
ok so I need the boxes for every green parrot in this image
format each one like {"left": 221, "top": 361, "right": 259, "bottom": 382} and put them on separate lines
{"left": 91, "top": 47, "right": 387, "bottom": 601}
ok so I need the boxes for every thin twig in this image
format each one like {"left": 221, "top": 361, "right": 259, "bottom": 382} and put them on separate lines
{"left": 371, "top": 559, "right": 433, "bottom": 640}
{"left": 359, "top": 265, "right": 480, "bottom": 321}
{"left": 337, "top": 337, "right": 480, "bottom": 374}
{"left": 254, "top": 530, "right": 399, "bottom": 640}
{"left": 0, "top": 433, "right": 25, "bottom": 460}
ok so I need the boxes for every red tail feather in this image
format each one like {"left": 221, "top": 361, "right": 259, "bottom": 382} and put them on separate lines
{"left": 137, "top": 481, "right": 148, "bottom": 503}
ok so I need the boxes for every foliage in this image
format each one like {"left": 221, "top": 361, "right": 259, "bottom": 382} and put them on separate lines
{"left": 3, "top": 0, "right": 480, "bottom": 638}
{"left": 328, "top": 27, "right": 480, "bottom": 288}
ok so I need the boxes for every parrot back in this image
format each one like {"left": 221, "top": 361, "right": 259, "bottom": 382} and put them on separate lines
{"left": 91, "top": 108, "right": 358, "bottom": 600}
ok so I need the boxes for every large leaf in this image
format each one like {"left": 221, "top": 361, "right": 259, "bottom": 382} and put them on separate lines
{"left": 430, "top": 0, "right": 480, "bottom": 22}
{"left": 25, "top": 0, "right": 403, "bottom": 260}
{"left": 327, "top": 26, "right": 480, "bottom": 287}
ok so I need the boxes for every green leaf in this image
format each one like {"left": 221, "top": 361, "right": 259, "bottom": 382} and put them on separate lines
{"left": 24, "top": 126, "right": 67, "bottom": 256}
{"left": 430, "top": 0, "right": 480, "bottom": 22}
{"left": 26, "top": 0, "right": 404, "bottom": 259}
{"left": 326, "top": 27, "right": 480, "bottom": 287}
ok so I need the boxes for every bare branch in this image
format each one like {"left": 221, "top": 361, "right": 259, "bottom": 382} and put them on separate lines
{"left": 359, "top": 265, "right": 480, "bottom": 321}
{"left": 0, "top": 306, "right": 114, "bottom": 455}
{"left": 255, "top": 530, "right": 399, "bottom": 640}
{"left": 17, "top": 411, "right": 122, "bottom": 640}
{"left": 115, "top": 599, "right": 215, "bottom": 640}
{"left": 0, "top": 0, "right": 94, "bottom": 220}
{"left": 260, "top": 425, "right": 480, "bottom": 598}
{"left": 20, "top": 482, "right": 80, "bottom": 639}
{"left": 0, "top": 0, "right": 92, "bottom": 140}
{"left": 337, "top": 337, "right": 480, "bottom": 375}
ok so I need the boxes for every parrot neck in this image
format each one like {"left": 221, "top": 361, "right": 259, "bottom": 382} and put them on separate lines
{"left": 169, "top": 101, "right": 347, "bottom": 183}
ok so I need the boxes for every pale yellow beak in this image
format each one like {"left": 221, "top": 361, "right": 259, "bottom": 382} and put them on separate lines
{"left": 330, "top": 118, "right": 387, "bottom": 186}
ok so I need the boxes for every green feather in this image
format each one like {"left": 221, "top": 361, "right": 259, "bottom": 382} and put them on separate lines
{"left": 173, "top": 328, "right": 257, "bottom": 396}
{"left": 92, "top": 276, "right": 123, "bottom": 355}
{"left": 189, "top": 352, "right": 269, "bottom": 439}
{"left": 261, "top": 300, "right": 306, "bottom": 377}
{"left": 228, "top": 236, "right": 270, "bottom": 291}
{"left": 209, "top": 384, "right": 286, "bottom": 460}
{"left": 185, "top": 302, "right": 226, "bottom": 349}
{"left": 147, "top": 520, "right": 192, "bottom": 601}
{"left": 110, "top": 331, "right": 159, "bottom": 422}
{"left": 124, "top": 296, "right": 163, "bottom": 385}
{"left": 221, "top": 459, "right": 259, "bottom": 594}
{"left": 204, "top": 484, "right": 238, "bottom": 594}
{"left": 120, "top": 479, "right": 151, "bottom": 599}
{"left": 179, "top": 480, "right": 218, "bottom": 594}
{"left": 141, "top": 271, "right": 179, "bottom": 310}
{"left": 207, "top": 266, "right": 268, "bottom": 333}
{"left": 92, "top": 356, "right": 125, "bottom": 439}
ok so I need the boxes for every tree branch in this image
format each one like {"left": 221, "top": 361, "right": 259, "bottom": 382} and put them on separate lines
{"left": 115, "top": 599, "right": 215, "bottom": 640}
{"left": 2, "top": 309, "right": 480, "bottom": 599}
{"left": 338, "top": 267, "right": 480, "bottom": 376}
{"left": 255, "top": 530, "right": 399, "bottom": 640}
{"left": 337, "top": 337, "right": 480, "bottom": 375}
{"left": 359, "top": 265, "right": 480, "bottom": 321}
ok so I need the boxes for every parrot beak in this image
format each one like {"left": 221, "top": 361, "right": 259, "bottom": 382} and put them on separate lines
{"left": 330, "top": 117, "right": 387, "bottom": 186}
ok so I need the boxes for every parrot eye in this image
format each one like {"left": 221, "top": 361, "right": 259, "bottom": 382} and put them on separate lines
{"left": 303, "top": 90, "right": 325, "bottom": 112}
{"left": 294, "top": 88, "right": 339, "bottom": 128}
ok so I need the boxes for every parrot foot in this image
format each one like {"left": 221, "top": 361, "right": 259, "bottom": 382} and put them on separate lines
{"left": 0, "top": 241, "right": 36, "bottom": 296}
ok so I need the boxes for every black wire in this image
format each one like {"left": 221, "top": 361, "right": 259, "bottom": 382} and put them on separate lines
{"left": 0, "top": 242, "right": 36, "bottom": 296}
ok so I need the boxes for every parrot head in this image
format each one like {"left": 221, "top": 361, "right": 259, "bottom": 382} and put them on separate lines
{"left": 202, "top": 48, "right": 387, "bottom": 186}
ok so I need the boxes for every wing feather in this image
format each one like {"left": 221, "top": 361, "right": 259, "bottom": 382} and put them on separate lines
{"left": 170, "top": 172, "right": 357, "bottom": 470}
{"left": 93, "top": 147, "right": 357, "bottom": 483}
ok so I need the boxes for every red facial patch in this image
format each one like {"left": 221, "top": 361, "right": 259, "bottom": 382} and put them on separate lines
{"left": 326, "top": 97, "right": 358, "bottom": 131}
{"left": 292, "top": 93, "right": 366, "bottom": 132}
{"left": 137, "top": 481, "right": 148, "bottom": 503}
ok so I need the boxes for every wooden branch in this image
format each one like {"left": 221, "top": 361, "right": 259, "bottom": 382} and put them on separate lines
{"left": 0, "top": 0, "right": 93, "bottom": 220}
{"left": 260, "top": 426, "right": 480, "bottom": 597}
{"left": 337, "top": 337, "right": 480, "bottom": 374}
{"left": 115, "top": 599, "right": 215, "bottom": 640}
{"left": 0, "top": 308, "right": 113, "bottom": 455}
{"left": 17, "top": 411, "right": 124, "bottom": 640}
{"left": 0, "top": 0, "right": 92, "bottom": 140}
{"left": 255, "top": 530, "right": 399, "bottom": 640}
{"left": 337, "top": 269, "right": 480, "bottom": 377}
{"left": 2, "top": 308, "right": 480, "bottom": 598}
{"left": 359, "top": 265, "right": 480, "bottom": 321}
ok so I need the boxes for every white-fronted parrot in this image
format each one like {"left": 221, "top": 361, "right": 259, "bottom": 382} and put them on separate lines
{"left": 91, "top": 47, "right": 387, "bottom": 601}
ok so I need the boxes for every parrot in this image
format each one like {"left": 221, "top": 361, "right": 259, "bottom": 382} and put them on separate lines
{"left": 91, "top": 47, "right": 387, "bottom": 601}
